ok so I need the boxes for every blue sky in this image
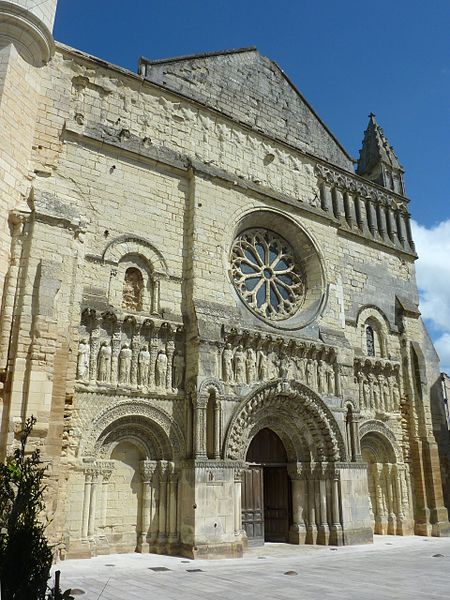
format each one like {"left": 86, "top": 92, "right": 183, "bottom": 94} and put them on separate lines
{"left": 54, "top": 0, "right": 450, "bottom": 369}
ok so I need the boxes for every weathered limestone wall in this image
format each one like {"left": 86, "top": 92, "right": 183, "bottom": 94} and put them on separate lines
{"left": 0, "top": 36, "right": 448, "bottom": 559}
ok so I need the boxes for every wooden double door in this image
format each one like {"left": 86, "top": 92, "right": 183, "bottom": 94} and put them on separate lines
{"left": 242, "top": 429, "right": 291, "bottom": 545}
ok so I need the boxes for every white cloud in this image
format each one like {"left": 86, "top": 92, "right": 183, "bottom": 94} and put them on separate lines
{"left": 412, "top": 219, "right": 450, "bottom": 373}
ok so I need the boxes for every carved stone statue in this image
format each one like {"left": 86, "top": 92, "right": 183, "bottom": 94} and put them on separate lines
{"left": 268, "top": 352, "right": 278, "bottom": 380}
{"left": 279, "top": 354, "right": 290, "bottom": 380}
{"left": 296, "top": 357, "right": 306, "bottom": 382}
{"left": 326, "top": 362, "right": 335, "bottom": 394}
{"left": 371, "top": 376, "right": 381, "bottom": 412}
{"left": 363, "top": 377, "right": 371, "bottom": 410}
{"left": 234, "top": 345, "right": 246, "bottom": 384}
{"left": 382, "top": 377, "right": 391, "bottom": 412}
{"left": 155, "top": 350, "right": 168, "bottom": 388}
{"left": 77, "top": 339, "right": 90, "bottom": 381}
{"left": 392, "top": 380, "right": 401, "bottom": 411}
{"left": 119, "top": 344, "right": 132, "bottom": 384}
{"left": 138, "top": 345, "right": 150, "bottom": 387}
{"left": 97, "top": 341, "right": 112, "bottom": 382}
{"left": 257, "top": 350, "right": 268, "bottom": 381}
{"left": 306, "top": 359, "right": 316, "bottom": 389}
{"left": 246, "top": 348, "right": 257, "bottom": 384}
{"left": 317, "top": 360, "right": 327, "bottom": 394}
{"left": 222, "top": 343, "right": 234, "bottom": 383}
{"left": 173, "top": 350, "right": 185, "bottom": 389}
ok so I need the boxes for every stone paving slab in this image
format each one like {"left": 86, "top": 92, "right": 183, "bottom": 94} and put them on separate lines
{"left": 52, "top": 536, "right": 450, "bottom": 600}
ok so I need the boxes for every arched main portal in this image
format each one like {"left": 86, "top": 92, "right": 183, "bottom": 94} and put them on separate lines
{"left": 225, "top": 380, "right": 347, "bottom": 548}
{"left": 243, "top": 428, "right": 291, "bottom": 544}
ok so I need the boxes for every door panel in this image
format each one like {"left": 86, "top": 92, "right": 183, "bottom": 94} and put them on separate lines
{"left": 264, "top": 466, "right": 290, "bottom": 542}
{"left": 242, "top": 467, "right": 264, "bottom": 545}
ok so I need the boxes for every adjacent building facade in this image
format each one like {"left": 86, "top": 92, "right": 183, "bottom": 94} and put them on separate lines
{"left": 0, "top": 1, "right": 449, "bottom": 559}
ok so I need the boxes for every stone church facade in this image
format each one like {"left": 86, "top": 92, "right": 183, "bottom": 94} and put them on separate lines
{"left": 0, "top": 1, "right": 449, "bottom": 559}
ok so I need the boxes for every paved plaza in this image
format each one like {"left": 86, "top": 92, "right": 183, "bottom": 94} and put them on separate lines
{"left": 53, "top": 535, "right": 450, "bottom": 600}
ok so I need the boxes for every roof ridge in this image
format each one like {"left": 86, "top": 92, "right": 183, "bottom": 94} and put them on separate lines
{"left": 140, "top": 46, "right": 258, "bottom": 67}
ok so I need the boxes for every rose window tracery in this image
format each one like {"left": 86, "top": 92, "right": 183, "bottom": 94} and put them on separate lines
{"left": 231, "top": 229, "right": 306, "bottom": 321}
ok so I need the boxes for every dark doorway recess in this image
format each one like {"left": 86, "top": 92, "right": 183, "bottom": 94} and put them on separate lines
{"left": 242, "top": 428, "right": 291, "bottom": 545}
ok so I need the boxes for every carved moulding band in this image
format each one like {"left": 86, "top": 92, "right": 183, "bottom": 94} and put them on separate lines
{"left": 359, "top": 419, "right": 402, "bottom": 463}
{"left": 79, "top": 399, "right": 184, "bottom": 461}
{"left": 224, "top": 379, "right": 346, "bottom": 462}
{"left": 102, "top": 235, "right": 168, "bottom": 277}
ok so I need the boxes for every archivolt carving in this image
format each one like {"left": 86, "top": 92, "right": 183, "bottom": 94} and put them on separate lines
{"left": 359, "top": 419, "right": 401, "bottom": 463}
{"left": 80, "top": 400, "right": 184, "bottom": 460}
{"left": 102, "top": 235, "right": 168, "bottom": 276}
{"left": 224, "top": 379, "right": 345, "bottom": 462}
{"left": 198, "top": 377, "right": 225, "bottom": 398}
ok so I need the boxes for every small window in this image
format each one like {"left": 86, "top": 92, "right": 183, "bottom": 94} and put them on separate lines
{"left": 122, "top": 267, "right": 143, "bottom": 311}
{"left": 366, "top": 325, "right": 375, "bottom": 357}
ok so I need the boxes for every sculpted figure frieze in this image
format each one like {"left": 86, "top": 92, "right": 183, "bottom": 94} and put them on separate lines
{"left": 77, "top": 309, "right": 185, "bottom": 394}
{"left": 218, "top": 328, "right": 342, "bottom": 397}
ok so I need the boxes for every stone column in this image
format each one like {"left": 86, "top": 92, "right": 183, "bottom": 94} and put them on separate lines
{"left": 149, "top": 465, "right": 160, "bottom": 545}
{"left": 320, "top": 182, "right": 332, "bottom": 213}
{"left": 386, "top": 208, "right": 397, "bottom": 243}
{"left": 287, "top": 464, "right": 307, "bottom": 544}
{"left": 329, "top": 470, "right": 343, "bottom": 546}
{"left": 384, "top": 464, "right": 396, "bottom": 535}
{"left": 351, "top": 420, "right": 362, "bottom": 461}
{"left": 405, "top": 215, "right": 415, "bottom": 252}
{"left": 81, "top": 471, "right": 92, "bottom": 538}
{"left": 139, "top": 460, "right": 157, "bottom": 552}
{"left": 374, "top": 464, "right": 387, "bottom": 534}
{"left": 396, "top": 211, "right": 407, "bottom": 247}
{"left": 213, "top": 399, "right": 221, "bottom": 460}
{"left": 355, "top": 196, "right": 367, "bottom": 233}
{"left": 344, "top": 192, "right": 356, "bottom": 228}
{"left": 111, "top": 331, "right": 122, "bottom": 386}
{"left": 99, "top": 463, "right": 114, "bottom": 530}
{"left": 89, "top": 327, "right": 100, "bottom": 382}
{"left": 151, "top": 278, "right": 161, "bottom": 315}
{"left": 367, "top": 200, "right": 377, "bottom": 236}
{"left": 234, "top": 468, "right": 243, "bottom": 536}
{"left": 305, "top": 470, "right": 318, "bottom": 545}
{"left": 316, "top": 465, "right": 330, "bottom": 545}
{"left": 391, "top": 464, "right": 405, "bottom": 535}
{"left": 167, "top": 462, "right": 179, "bottom": 545}
{"left": 193, "top": 393, "right": 208, "bottom": 458}
{"left": 376, "top": 203, "right": 388, "bottom": 241}
{"left": 157, "top": 461, "right": 168, "bottom": 545}
{"left": 130, "top": 334, "right": 141, "bottom": 387}
{"left": 87, "top": 471, "right": 99, "bottom": 538}
{"left": 334, "top": 188, "right": 345, "bottom": 221}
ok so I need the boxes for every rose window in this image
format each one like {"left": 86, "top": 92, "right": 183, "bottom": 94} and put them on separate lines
{"left": 231, "top": 229, "right": 306, "bottom": 321}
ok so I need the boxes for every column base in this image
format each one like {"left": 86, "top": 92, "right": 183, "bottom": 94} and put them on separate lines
{"left": 305, "top": 524, "right": 317, "bottom": 545}
{"left": 329, "top": 524, "right": 343, "bottom": 546}
{"left": 316, "top": 525, "right": 330, "bottom": 545}
{"left": 289, "top": 524, "right": 307, "bottom": 545}
{"left": 431, "top": 521, "right": 450, "bottom": 537}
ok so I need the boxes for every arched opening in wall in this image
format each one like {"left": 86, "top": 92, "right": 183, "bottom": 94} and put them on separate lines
{"left": 363, "top": 317, "right": 385, "bottom": 358}
{"left": 80, "top": 414, "right": 179, "bottom": 556}
{"left": 361, "top": 432, "right": 401, "bottom": 536}
{"left": 122, "top": 267, "right": 144, "bottom": 311}
{"left": 243, "top": 428, "right": 291, "bottom": 544}
{"left": 106, "top": 440, "right": 144, "bottom": 552}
